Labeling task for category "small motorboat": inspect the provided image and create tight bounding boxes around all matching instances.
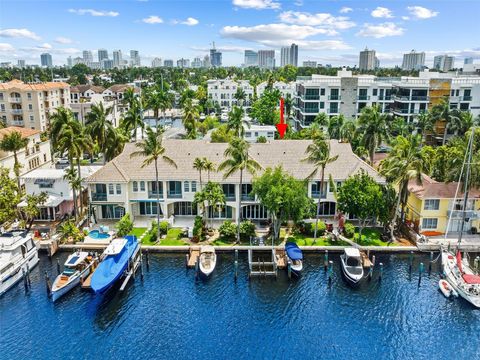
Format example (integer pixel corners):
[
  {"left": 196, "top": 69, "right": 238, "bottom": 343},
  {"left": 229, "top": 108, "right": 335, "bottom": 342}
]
[
  {"left": 285, "top": 242, "right": 303, "bottom": 275},
  {"left": 199, "top": 245, "right": 216, "bottom": 277},
  {"left": 51, "top": 251, "right": 97, "bottom": 302},
  {"left": 439, "top": 279, "right": 458, "bottom": 298},
  {"left": 90, "top": 235, "right": 139, "bottom": 294},
  {"left": 340, "top": 247, "right": 364, "bottom": 286}
]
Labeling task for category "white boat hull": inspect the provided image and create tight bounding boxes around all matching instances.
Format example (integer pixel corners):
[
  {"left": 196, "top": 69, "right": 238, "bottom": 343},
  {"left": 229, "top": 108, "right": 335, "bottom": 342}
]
[
  {"left": 199, "top": 253, "right": 217, "bottom": 277},
  {"left": 0, "top": 249, "right": 39, "bottom": 296},
  {"left": 290, "top": 261, "right": 303, "bottom": 274},
  {"left": 340, "top": 255, "right": 363, "bottom": 286},
  {"left": 51, "top": 261, "right": 95, "bottom": 302}
]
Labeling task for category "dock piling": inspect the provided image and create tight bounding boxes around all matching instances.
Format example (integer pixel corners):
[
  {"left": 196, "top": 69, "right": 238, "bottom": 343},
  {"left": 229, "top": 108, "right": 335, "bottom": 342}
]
[
  {"left": 379, "top": 262, "right": 383, "bottom": 282},
  {"left": 409, "top": 251, "right": 413, "bottom": 274},
  {"left": 146, "top": 250, "right": 150, "bottom": 271},
  {"left": 372, "top": 255, "right": 376, "bottom": 266},
  {"left": 287, "top": 261, "right": 292, "bottom": 279},
  {"left": 140, "top": 253, "right": 144, "bottom": 280},
  {"left": 26, "top": 263, "right": 31, "bottom": 288},
  {"left": 473, "top": 256, "right": 479, "bottom": 274},
  {"left": 428, "top": 251, "right": 433, "bottom": 275},
  {"left": 44, "top": 271, "right": 51, "bottom": 296},
  {"left": 195, "top": 257, "right": 199, "bottom": 282},
  {"left": 328, "top": 260, "right": 333, "bottom": 284},
  {"left": 56, "top": 258, "right": 61, "bottom": 275},
  {"left": 185, "top": 253, "right": 189, "bottom": 269},
  {"left": 22, "top": 268, "right": 28, "bottom": 291},
  {"left": 324, "top": 250, "right": 329, "bottom": 272},
  {"left": 368, "top": 264, "right": 373, "bottom": 281},
  {"left": 418, "top": 262, "right": 425, "bottom": 287}
]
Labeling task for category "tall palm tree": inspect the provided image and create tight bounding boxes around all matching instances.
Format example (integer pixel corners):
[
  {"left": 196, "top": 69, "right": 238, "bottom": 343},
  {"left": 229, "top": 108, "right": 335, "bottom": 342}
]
[
  {"left": 121, "top": 102, "right": 144, "bottom": 142},
  {"left": 234, "top": 87, "right": 246, "bottom": 107},
  {"left": 284, "top": 93, "right": 293, "bottom": 119},
  {"left": 227, "top": 105, "right": 249, "bottom": 138},
  {"left": 218, "top": 137, "right": 262, "bottom": 243},
  {"left": 63, "top": 167, "right": 82, "bottom": 218},
  {"left": 302, "top": 138, "right": 339, "bottom": 242},
  {"left": 182, "top": 98, "right": 198, "bottom": 139},
  {"left": 356, "top": 105, "right": 390, "bottom": 165},
  {"left": 431, "top": 98, "right": 461, "bottom": 145},
  {"left": 49, "top": 107, "right": 73, "bottom": 151},
  {"left": 131, "top": 127, "right": 177, "bottom": 240},
  {"left": 204, "top": 158, "right": 216, "bottom": 181},
  {"left": 144, "top": 86, "right": 174, "bottom": 129},
  {"left": 0, "top": 130, "right": 28, "bottom": 189},
  {"left": 339, "top": 118, "right": 356, "bottom": 143},
  {"left": 85, "top": 102, "right": 113, "bottom": 164},
  {"left": 193, "top": 157, "right": 206, "bottom": 189},
  {"left": 415, "top": 111, "right": 434, "bottom": 143},
  {"left": 327, "top": 114, "right": 345, "bottom": 139},
  {"left": 104, "top": 127, "right": 128, "bottom": 162},
  {"left": 380, "top": 134, "right": 428, "bottom": 240}
]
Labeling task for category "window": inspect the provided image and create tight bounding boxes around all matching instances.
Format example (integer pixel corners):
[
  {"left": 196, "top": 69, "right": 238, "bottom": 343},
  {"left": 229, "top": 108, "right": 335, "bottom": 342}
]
[
  {"left": 319, "top": 102, "right": 325, "bottom": 109},
  {"left": 373, "top": 89, "right": 378, "bottom": 96},
  {"left": 28, "top": 104, "right": 33, "bottom": 110},
  {"left": 424, "top": 199, "right": 440, "bottom": 210},
  {"left": 139, "top": 202, "right": 161, "bottom": 215},
  {"left": 320, "top": 88, "right": 325, "bottom": 96},
  {"left": 0, "top": 93, "right": 3, "bottom": 100},
  {"left": 140, "top": 181, "right": 145, "bottom": 192},
  {"left": 116, "top": 184, "right": 121, "bottom": 194},
  {"left": 133, "top": 181, "right": 138, "bottom": 192},
  {"left": 191, "top": 181, "right": 197, "bottom": 192},
  {"left": 184, "top": 181, "right": 190, "bottom": 192},
  {"left": 27, "top": 93, "right": 32, "bottom": 100},
  {"left": 223, "top": 184, "right": 235, "bottom": 200},
  {"left": 422, "top": 218, "right": 438, "bottom": 229},
  {"left": 30, "top": 115, "right": 34, "bottom": 122},
  {"left": 108, "top": 184, "right": 114, "bottom": 195},
  {"left": 0, "top": 104, "right": 5, "bottom": 111},
  {"left": 174, "top": 202, "right": 197, "bottom": 216},
  {"left": 245, "top": 132, "right": 251, "bottom": 138},
  {"left": 43, "top": 154, "right": 47, "bottom": 162},
  {"left": 254, "top": 132, "right": 259, "bottom": 137}
]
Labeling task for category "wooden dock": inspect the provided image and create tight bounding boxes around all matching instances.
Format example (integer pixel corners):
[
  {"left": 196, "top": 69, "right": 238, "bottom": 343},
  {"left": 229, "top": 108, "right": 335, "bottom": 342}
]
[
  {"left": 361, "top": 251, "right": 373, "bottom": 268},
  {"left": 81, "top": 272, "right": 93, "bottom": 289},
  {"left": 187, "top": 246, "right": 200, "bottom": 268},
  {"left": 275, "top": 249, "right": 287, "bottom": 269}
]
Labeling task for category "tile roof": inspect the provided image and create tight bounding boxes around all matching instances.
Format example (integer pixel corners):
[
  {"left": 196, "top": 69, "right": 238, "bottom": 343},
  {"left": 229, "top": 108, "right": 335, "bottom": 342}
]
[
  {"left": 408, "top": 174, "right": 480, "bottom": 199},
  {"left": 0, "top": 126, "right": 40, "bottom": 140},
  {"left": 107, "top": 84, "right": 139, "bottom": 93},
  {"left": 70, "top": 85, "right": 105, "bottom": 94},
  {"left": 85, "top": 139, "right": 384, "bottom": 184},
  {"left": 0, "top": 79, "right": 69, "bottom": 91}
]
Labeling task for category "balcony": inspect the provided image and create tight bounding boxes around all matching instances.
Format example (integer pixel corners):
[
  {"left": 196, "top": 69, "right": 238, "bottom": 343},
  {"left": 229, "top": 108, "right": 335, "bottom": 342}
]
[
  {"left": 411, "top": 96, "right": 429, "bottom": 101},
  {"left": 167, "top": 192, "right": 182, "bottom": 199},
  {"left": 241, "top": 194, "right": 254, "bottom": 201},
  {"left": 378, "top": 95, "right": 392, "bottom": 101},
  {"left": 11, "top": 121, "right": 25, "bottom": 126},
  {"left": 447, "top": 210, "right": 479, "bottom": 219},
  {"left": 300, "top": 107, "right": 319, "bottom": 114},
  {"left": 92, "top": 193, "right": 107, "bottom": 201},
  {"left": 9, "top": 97, "right": 22, "bottom": 103},
  {"left": 148, "top": 192, "right": 163, "bottom": 199},
  {"left": 11, "top": 109, "right": 23, "bottom": 115},
  {"left": 328, "top": 95, "right": 341, "bottom": 101},
  {"left": 462, "top": 96, "right": 472, "bottom": 101},
  {"left": 357, "top": 95, "right": 370, "bottom": 101},
  {"left": 392, "top": 108, "right": 410, "bottom": 114},
  {"left": 327, "top": 109, "right": 339, "bottom": 114},
  {"left": 302, "top": 94, "right": 320, "bottom": 100}
]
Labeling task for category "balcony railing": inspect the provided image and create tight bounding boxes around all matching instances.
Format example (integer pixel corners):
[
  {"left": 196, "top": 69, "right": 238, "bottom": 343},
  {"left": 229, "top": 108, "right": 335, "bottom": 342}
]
[
  {"left": 378, "top": 95, "right": 392, "bottom": 101},
  {"left": 301, "top": 108, "right": 319, "bottom": 113},
  {"left": 328, "top": 95, "right": 341, "bottom": 100},
  {"left": 311, "top": 191, "right": 327, "bottom": 199},
  {"left": 447, "top": 210, "right": 479, "bottom": 219},
  {"left": 148, "top": 192, "right": 163, "bottom": 199},
  {"left": 241, "top": 194, "right": 254, "bottom": 201},
  {"left": 225, "top": 195, "right": 236, "bottom": 201},
  {"left": 11, "top": 121, "right": 25, "bottom": 126},
  {"left": 302, "top": 94, "right": 320, "bottom": 100},
  {"left": 357, "top": 95, "right": 370, "bottom": 101},
  {"left": 92, "top": 193, "right": 107, "bottom": 201},
  {"left": 392, "top": 108, "right": 410, "bottom": 114},
  {"left": 393, "top": 95, "right": 429, "bottom": 101},
  {"left": 11, "top": 109, "right": 23, "bottom": 115},
  {"left": 327, "top": 109, "right": 339, "bottom": 114},
  {"left": 462, "top": 96, "right": 472, "bottom": 101},
  {"left": 9, "top": 97, "right": 22, "bottom": 103},
  {"left": 167, "top": 192, "right": 182, "bottom": 199},
  {"left": 411, "top": 96, "right": 429, "bottom": 101}
]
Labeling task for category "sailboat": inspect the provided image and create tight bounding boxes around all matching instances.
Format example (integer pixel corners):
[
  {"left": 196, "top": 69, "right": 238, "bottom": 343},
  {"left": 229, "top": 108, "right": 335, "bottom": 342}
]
[{"left": 441, "top": 126, "right": 480, "bottom": 308}]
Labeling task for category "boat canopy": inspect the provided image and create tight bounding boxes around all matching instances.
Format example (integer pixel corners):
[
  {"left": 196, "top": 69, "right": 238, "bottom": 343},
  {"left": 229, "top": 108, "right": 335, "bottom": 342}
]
[
  {"left": 285, "top": 242, "right": 303, "bottom": 260},
  {"left": 65, "top": 252, "right": 88, "bottom": 267},
  {"left": 345, "top": 247, "right": 361, "bottom": 258}
]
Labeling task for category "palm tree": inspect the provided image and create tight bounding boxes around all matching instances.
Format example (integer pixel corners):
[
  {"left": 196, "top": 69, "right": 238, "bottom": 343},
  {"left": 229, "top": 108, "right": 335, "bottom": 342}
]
[
  {"left": 0, "top": 130, "right": 28, "bottom": 189},
  {"left": 204, "top": 158, "right": 216, "bottom": 181},
  {"left": 314, "top": 112, "right": 328, "bottom": 127},
  {"left": 85, "top": 102, "right": 113, "bottom": 164},
  {"left": 218, "top": 138, "right": 262, "bottom": 243},
  {"left": 227, "top": 105, "right": 249, "bottom": 138},
  {"left": 431, "top": 98, "right": 462, "bottom": 145},
  {"left": 104, "top": 127, "right": 128, "bottom": 162},
  {"left": 144, "top": 86, "right": 174, "bottom": 129},
  {"left": 302, "top": 138, "right": 339, "bottom": 242},
  {"left": 339, "top": 118, "right": 356, "bottom": 143},
  {"left": 284, "top": 93, "right": 293, "bottom": 119},
  {"left": 415, "top": 111, "right": 434, "bottom": 143},
  {"left": 121, "top": 102, "right": 144, "bottom": 141},
  {"left": 356, "top": 105, "right": 390, "bottom": 165},
  {"left": 234, "top": 87, "right": 246, "bottom": 107},
  {"left": 49, "top": 107, "right": 73, "bottom": 151},
  {"left": 327, "top": 114, "right": 345, "bottom": 139},
  {"left": 63, "top": 167, "right": 81, "bottom": 218},
  {"left": 131, "top": 127, "right": 177, "bottom": 240},
  {"left": 182, "top": 98, "right": 198, "bottom": 139},
  {"left": 194, "top": 181, "right": 226, "bottom": 228},
  {"left": 380, "top": 134, "right": 428, "bottom": 240},
  {"left": 193, "top": 157, "right": 206, "bottom": 189}
]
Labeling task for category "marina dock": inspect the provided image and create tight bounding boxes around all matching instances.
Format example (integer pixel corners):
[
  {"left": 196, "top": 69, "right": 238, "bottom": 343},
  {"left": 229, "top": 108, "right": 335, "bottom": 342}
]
[{"left": 186, "top": 246, "right": 200, "bottom": 268}]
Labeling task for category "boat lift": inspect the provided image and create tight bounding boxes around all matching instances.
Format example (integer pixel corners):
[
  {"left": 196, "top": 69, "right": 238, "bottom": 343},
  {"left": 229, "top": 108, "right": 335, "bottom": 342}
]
[
  {"left": 248, "top": 236, "right": 280, "bottom": 278},
  {"left": 119, "top": 243, "right": 142, "bottom": 291}
]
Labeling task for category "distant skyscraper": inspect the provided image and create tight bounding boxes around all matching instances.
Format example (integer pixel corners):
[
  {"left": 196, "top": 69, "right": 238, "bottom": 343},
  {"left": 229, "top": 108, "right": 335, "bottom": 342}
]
[
  {"left": 83, "top": 50, "right": 93, "bottom": 64},
  {"left": 210, "top": 42, "right": 222, "bottom": 67},
  {"left": 464, "top": 57, "right": 473, "bottom": 65},
  {"left": 102, "top": 59, "right": 114, "bottom": 70},
  {"left": 203, "top": 55, "right": 210, "bottom": 68},
  {"left": 375, "top": 57, "right": 380, "bottom": 69},
  {"left": 40, "top": 53, "right": 53, "bottom": 67},
  {"left": 17, "top": 59, "right": 25, "bottom": 68},
  {"left": 192, "top": 57, "right": 203, "bottom": 68},
  {"left": 433, "top": 55, "right": 455, "bottom": 72},
  {"left": 113, "top": 50, "right": 122, "bottom": 68},
  {"left": 98, "top": 49, "right": 108, "bottom": 62},
  {"left": 73, "top": 57, "right": 84, "bottom": 66},
  {"left": 163, "top": 59, "right": 174, "bottom": 67},
  {"left": 151, "top": 57, "right": 162, "bottom": 68},
  {"left": 67, "top": 56, "right": 73, "bottom": 68},
  {"left": 402, "top": 50, "right": 425, "bottom": 71},
  {"left": 177, "top": 58, "right": 190, "bottom": 68},
  {"left": 130, "top": 50, "right": 141, "bottom": 67},
  {"left": 302, "top": 61, "right": 317, "bottom": 67},
  {"left": 359, "top": 47, "right": 376, "bottom": 71},
  {"left": 244, "top": 50, "right": 258, "bottom": 67},
  {"left": 290, "top": 43, "right": 298, "bottom": 67},
  {"left": 258, "top": 50, "right": 275, "bottom": 69},
  {"left": 280, "top": 44, "right": 298, "bottom": 67}
]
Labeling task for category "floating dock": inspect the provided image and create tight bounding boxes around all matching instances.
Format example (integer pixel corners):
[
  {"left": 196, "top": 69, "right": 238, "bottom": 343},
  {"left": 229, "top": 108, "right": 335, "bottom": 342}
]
[
  {"left": 187, "top": 246, "right": 200, "bottom": 268},
  {"left": 274, "top": 249, "right": 287, "bottom": 270}
]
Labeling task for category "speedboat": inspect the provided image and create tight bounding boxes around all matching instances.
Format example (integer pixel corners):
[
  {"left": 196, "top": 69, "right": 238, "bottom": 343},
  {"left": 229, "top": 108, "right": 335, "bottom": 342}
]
[
  {"left": 51, "top": 251, "right": 97, "bottom": 302},
  {"left": 340, "top": 247, "right": 364, "bottom": 286},
  {"left": 438, "top": 279, "right": 458, "bottom": 299},
  {"left": 285, "top": 242, "right": 303, "bottom": 275},
  {"left": 90, "top": 235, "right": 139, "bottom": 294},
  {"left": 442, "top": 250, "right": 480, "bottom": 308},
  {"left": 0, "top": 231, "right": 39, "bottom": 296},
  {"left": 199, "top": 245, "right": 216, "bottom": 277}
]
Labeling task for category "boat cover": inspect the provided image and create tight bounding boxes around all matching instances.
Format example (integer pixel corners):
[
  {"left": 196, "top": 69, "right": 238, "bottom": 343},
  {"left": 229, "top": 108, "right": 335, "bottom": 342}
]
[
  {"left": 463, "top": 274, "right": 480, "bottom": 284},
  {"left": 90, "top": 235, "right": 138, "bottom": 294},
  {"left": 456, "top": 251, "right": 463, "bottom": 273},
  {"left": 285, "top": 242, "right": 303, "bottom": 260}
]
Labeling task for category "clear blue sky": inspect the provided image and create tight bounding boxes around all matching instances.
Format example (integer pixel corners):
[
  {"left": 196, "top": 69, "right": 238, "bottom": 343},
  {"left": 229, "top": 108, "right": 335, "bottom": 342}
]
[{"left": 0, "top": 0, "right": 478, "bottom": 67}]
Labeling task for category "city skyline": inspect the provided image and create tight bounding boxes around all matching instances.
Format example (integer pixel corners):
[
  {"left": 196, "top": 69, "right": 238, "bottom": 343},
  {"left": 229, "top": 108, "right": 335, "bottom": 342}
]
[{"left": 0, "top": 0, "right": 479, "bottom": 67}]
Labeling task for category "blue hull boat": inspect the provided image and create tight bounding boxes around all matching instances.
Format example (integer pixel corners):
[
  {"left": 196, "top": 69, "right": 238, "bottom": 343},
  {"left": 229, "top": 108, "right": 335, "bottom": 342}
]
[
  {"left": 90, "top": 235, "right": 139, "bottom": 294},
  {"left": 285, "top": 242, "right": 303, "bottom": 275}
]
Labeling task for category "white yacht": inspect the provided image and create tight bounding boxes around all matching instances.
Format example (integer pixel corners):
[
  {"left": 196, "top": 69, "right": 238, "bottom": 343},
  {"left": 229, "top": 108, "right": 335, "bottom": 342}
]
[
  {"left": 340, "top": 247, "right": 364, "bottom": 286},
  {"left": 199, "top": 245, "right": 216, "bottom": 277},
  {"left": 0, "top": 231, "right": 39, "bottom": 296}
]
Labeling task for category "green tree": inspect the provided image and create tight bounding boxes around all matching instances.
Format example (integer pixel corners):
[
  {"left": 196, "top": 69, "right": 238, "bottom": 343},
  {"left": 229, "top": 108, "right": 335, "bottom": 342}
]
[
  {"left": 252, "top": 166, "right": 310, "bottom": 240},
  {"left": 116, "top": 213, "right": 134, "bottom": 237},
  {"left": 211, "top": 124, "right": 235, "bottom": 143},
  {"left": 193, "top": 181, "right": 226, "bottom": 228},
  {"left": 415, "top": 111, "right": 434, "bottom": 143},
  {"left": 121, "top": 101, "right": 144, "bottom": 141},
  {"left": 250, "top": 88, "right": 281, "bottom": 125},
  {"left": 431, "top": 98, "right": 462, "bottom": 145},
  {"left": 0, "top": 167, "right": 21, "bottom": 224},
  {"left": 356, "top": 105, "right": 390, "bottom": 165},
  {"left": 182, "top": 98, "right": 198, "bottom": 139},
  {"left": 193, "top": 157, "right": 206, "bottom": 189},
  {"left": 85, "top": 102, "right": 113, "bottom": 164},
  {"left": 0, "top": 130, "right": 28, "bottom": 189},
  {"left": 204, "top": 158, "right": 216, "bottom": 181},
  {"left": 130, "top": 127, "right": 177, "bottom": 239},
  {"left": 302, "top": 137, "right": 338, "bottom": 241},
  {"left": 339, "top": 118, "right": 356, "bottom": 143},
  {"left": 104, "top": 127, "right": 128, "bottom": 161},
  {"left": 218, "top": 137, "right": 262, "bottom": 242},
  {"left": 327, "top": 114, "right": 345, "bottom": 139},
  {"left": 20, "top": 192, "right": 48, "bottom": 231},
  {"left": 144, "top": 85, "right": 174, "bottom": 128},
  {"left": 233, "top": 87, "right": 246, "bottom": 107},
  {"left": 227, "top": 105, "right": 249, "bottom": 138}
]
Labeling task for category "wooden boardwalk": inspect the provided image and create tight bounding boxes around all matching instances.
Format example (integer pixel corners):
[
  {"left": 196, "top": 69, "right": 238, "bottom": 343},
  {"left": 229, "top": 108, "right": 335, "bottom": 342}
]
[
  {"left": 275, "top": 249, "right": 287, "bottom": 269},
  {"left": 187, "top": 246, "right": 200, "bottom": 268}
]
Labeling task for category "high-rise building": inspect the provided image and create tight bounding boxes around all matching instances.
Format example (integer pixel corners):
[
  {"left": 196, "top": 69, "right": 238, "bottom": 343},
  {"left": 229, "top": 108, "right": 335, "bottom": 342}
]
[
  {"left": 402, "top": 50, "right": 425, "bottom": 71},
  {"left": 464, "top": 57, "right": 474, "bottom": 65},
  {"left": 67, "top": 56, "right": 73, "bottom": 68},
  {"left": 177, "top": 58, "right": 190, "bottom": 68},
  {"left": 73, "top": 57, "right": 84, "bottom": 66},
  {"left": 17, "top": 60, "right": 25, "bottom": 68},
  {"left": 280, "top": 44, "right": 298, "bottom": 67},
  {"left": 102, "top": 59, "right": 114, "bottom": 70},
  {"left": 359, "top": 47, "right": 376, "bottom": 71},
  {"left": 258, "top": 50, "right": 275, "bottom": 69},
  {"left": 113, "top": 50, "right": 122, "bottom": 68},
  {"left": 82, "top": 50, "right": 93, "bottom": 65},
  {"left": 244, "top": 50, "right": 258, "bottom": 67},
  {"left": 192, "top": 57, "right": 203, "bottom": 68},
  {"left": 98, "top": 49, "right": 108, "bottom": 62},
  {"left": 163, "top": 59, "right": 174, "bottom": 67},
  {"left": 203, "top": 55, "right": 210, "bottom": 68},
  {"left": 130, "top": 50, "right": 141, "bottom": 67},
  {"left": 151, "top": 57, "right": 162, "bottom": 68},
  {"left": 302, "top": 61, "right": 317, "bottom": 68},
  {"left": 433, "top": 55, "right": 455, "bottom": 72},
  {"left": 40, "top": 53, "right": 53, "bottom": 67},
  {"left": 375, "top": 57, "right": 380, "bottom": 69},
  {"left": 210, "top": 42, "right": 222, "bottom": 67}
]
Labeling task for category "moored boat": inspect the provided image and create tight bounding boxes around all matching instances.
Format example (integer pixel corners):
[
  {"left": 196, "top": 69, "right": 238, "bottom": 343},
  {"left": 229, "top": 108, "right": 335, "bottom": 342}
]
[
  {"left": 199, "top": 245, "right": 216, "bottom": 277},
  {"left": 90, "top": 235, "right": 139, "bottom": 294},
  {"left": 51, "top": 251, "right": 97, "bottom": 302},
  {"left": 340, "top": 247, "right": 364, "bottom": 286},
  {"left": 438, "top": 279, "right": 458, "bottom": 298},
  {"left": 285, "top": 242, "right": 303, "bottom": 275}
]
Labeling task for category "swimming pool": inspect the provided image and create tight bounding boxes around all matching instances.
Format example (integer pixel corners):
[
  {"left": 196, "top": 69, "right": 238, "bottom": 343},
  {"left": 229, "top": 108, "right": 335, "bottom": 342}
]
[
  {"left": 83, "top": 230, "right": 113, "bottom": 244},
  {"left": 87, "top": 230, "right": 111, "bottom": 239}
]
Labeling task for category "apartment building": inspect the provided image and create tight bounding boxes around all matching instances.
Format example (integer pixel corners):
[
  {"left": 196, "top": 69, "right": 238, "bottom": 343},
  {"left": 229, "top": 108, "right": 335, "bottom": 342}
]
[
  {"left": 0, "top": 79, "right": 70, "bottom": 131},
  {"left": 402, "top": 50, "right": 425, "bottom": 71},
  {"left": 85, "top": 140, "right": 383, "bottom": 225},
  {"left": 258, "top": 50, "right": 275, "bottom": 69},
  {"left": 256, "top": 81, "right": 295, "bottom": 100},
  {"left": 359, "top": 48, "right": 376, "bottom": 71},
  {"left": 207, "top": 79, "right": 254, "bottom": 110},
  {"left": 0, "top": 126, "right": 53, "bottom": 184}
]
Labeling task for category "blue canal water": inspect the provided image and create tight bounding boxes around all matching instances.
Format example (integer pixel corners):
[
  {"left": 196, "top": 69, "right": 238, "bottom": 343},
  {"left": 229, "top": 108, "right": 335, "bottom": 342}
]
[{"left": 1, "top": 252, "right": 479, "bottom": 360}]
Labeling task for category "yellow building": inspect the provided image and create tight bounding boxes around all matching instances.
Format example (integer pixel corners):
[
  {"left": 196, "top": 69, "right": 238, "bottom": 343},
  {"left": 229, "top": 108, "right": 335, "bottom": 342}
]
[{"left": 405, "top": 174, "right": 480, "bottom": 236}]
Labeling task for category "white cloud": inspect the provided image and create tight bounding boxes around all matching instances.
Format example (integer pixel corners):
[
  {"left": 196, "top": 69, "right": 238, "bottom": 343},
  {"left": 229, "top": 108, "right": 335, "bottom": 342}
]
[
  {"left": 173, "top": 17, "right": 199, "bottom": 26},
  {"left": 371, "top": 7, "right": 393, "bottom": 18},
  {"left": 294, "top": 0, "right": 303, "bottom": 6},
  {"left": 0, "top": 43, "right": 15, "bottom": 52},
  {"left": 0, "top": 28, "right": 41, "bottom": 40},
  {"left": 407, "top": 6, "right": 438, "bottom": 19},
  {"left": 402, "top": 16, "right": 410, "bottom": 20},
  {"left": 340, "top": 7, "right": 353, "bottom": 14},
  {"left": 294, "top": 40, "right": 351, "bottom": 50},
  {"left": 278, "top": 11, "right": 355, "bottom": 30},
  {"left": 55, "top": 36, "right": 73, "bottom": 44},
  {"left": 68, "top": 9, "right": 119, "bottom": 17},
  {"left": 357, "top": 22, "right": 404, "bottom": 38},
  {"left": 142, "top": 15, "right": 163, "bottom": 24},
  {"left": 232, "top": 0, "right": 280, "bottom": 10}
]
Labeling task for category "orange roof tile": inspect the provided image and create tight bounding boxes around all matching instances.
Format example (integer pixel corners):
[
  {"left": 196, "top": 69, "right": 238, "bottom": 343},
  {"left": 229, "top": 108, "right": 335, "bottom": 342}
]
[
  {"left": 0, "top": 79, "right": 69, "bottom": 91},
  {"left": 408, "top": 174, "right": 480, "bottom": 199},
  {"left": 0, "top": 126, "right": 41, "bottom": 140}
]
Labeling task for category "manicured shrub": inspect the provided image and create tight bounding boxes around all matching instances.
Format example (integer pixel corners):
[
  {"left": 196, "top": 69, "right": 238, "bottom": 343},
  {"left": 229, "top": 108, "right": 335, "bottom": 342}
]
[
  {"left": 344, "top": 222, "right": 355, "bottom": 238},
  {"left": 256, "top": 136, "right": 267, "bottom": 143},
  {"left": 116, "top": 213, "right": 133, "bottom": 237},
  {"left": 239, "top": 220, "right": 255, "bottom": 240},
  {"left": 302, "top": 221, "right": 326, "bottom": 236},
  {"left": 316, "top": 221, "right": 326, "bottom": 236},
  {"left": 193, "top": 215, "right": 205, "bottom": 241},
  {"left": 159, "top": 221, "right": 169, "bottom": 236},
  {"left": 219, "top": 220, "right": 237, "bottom": 239}
]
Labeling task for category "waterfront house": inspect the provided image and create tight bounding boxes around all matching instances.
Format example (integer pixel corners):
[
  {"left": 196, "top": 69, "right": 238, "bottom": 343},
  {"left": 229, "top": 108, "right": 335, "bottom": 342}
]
[
  {"left": 405, "top": 174, "right": 480, "bottom": 236},
  {"left": 84, "top": 140, "right": 383, "bottom": 226}
]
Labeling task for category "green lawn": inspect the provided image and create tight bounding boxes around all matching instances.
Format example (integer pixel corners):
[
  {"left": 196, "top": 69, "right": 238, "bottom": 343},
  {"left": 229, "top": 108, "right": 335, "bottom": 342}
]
[
  {"left": 287, "top": 234, "right": 349, "bottom": 246},
  {"left": 129, "top": 227, "right": 147, "bottom": 239},
  {"left": 159, "top": 228, "right": 189, "bottom": 246},
  {"left": 211, "top": 237, "right": 251, "bottom": 246},
  {"left": 351, "top": 228, "right": 396, "bottom": 246}
]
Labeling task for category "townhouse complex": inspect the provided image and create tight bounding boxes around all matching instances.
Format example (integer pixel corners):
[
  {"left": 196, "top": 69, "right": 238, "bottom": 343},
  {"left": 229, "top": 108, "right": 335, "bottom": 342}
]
[{"left": 207, "top": 79, "right": 254, "bottom": 110}]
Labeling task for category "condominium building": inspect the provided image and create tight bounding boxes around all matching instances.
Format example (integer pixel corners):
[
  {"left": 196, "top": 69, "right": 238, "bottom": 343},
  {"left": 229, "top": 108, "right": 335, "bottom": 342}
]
[
  {"left": 433, "top": 55, "right": 455, "bottom": 72},
  {"left": 0, "top": 79, "right": 70, "bottom": 131},
  {"left": 280, "top": 44, "right": 298, "bottom": 67},
  {"left": 113, "top": 50, "right": 123, "bottom": 68},
  {"left": 464, "top": 57, "right": 474, "bottom": 65},
  {"left": 101, "top": 59, "right": 114, "bottom": 70},
  {"left": 85, "top": 140, "right": 383, "bottom": 224},
  {"left": 163, "top": 59, "right": 174, "bottom": 68},
  {"left": 98, "top": 49, "right": 109, "bottom": 62},
  {"left": 151, "top": 57, "right": 162, "bottom": 68},
  {"left": 359, "top": 47, "right": 376, "bottom": 71},
  {"left": 402, "top": 50, "right": 425, "bottom": 71},
  {"left": 210, "top": 43, "right": 222, "bottom": 67},
  {"left": 302, "top": 61, "right": 317, "bottom": 68},
  {"left": 82, "top": 50, "right": 93, "bottom": 65},
  {"left": 258, "top": 50, "right": 275, "bottom": 69},
  {"left": 207, "top": 79, "right": 254, "bottom": 110},
  {"left": 256, "top": 81, "right": 295, "bottom": 99},
  {"left": 192, "top": 57, "right": 203, "bottom": 68},
  {"left": 40, "top": 53, "right": 52, "bottom": 68},
  {"left": 17, "top": 60, "right": 25, "bottom": 68},
  {"left": 244, "top": 50, "right": 258, "bottom": 67},
  {"left": 177, "top": 58, "right": 190, "bottom": 68},
  {"left": 130, "top": 50, "right": 141, "bottom": 67},
  {"left": 0, "top": 126, "right": 53, "bottom": 184}
]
